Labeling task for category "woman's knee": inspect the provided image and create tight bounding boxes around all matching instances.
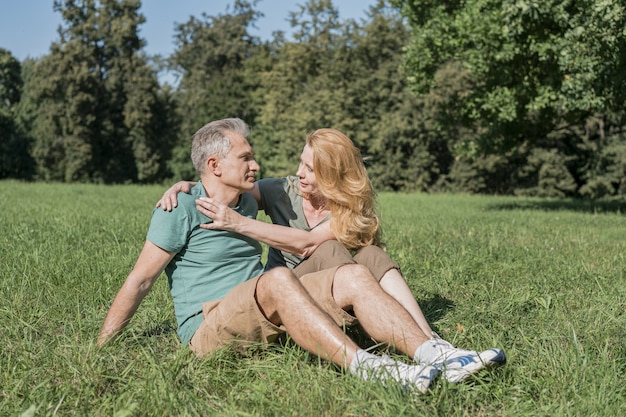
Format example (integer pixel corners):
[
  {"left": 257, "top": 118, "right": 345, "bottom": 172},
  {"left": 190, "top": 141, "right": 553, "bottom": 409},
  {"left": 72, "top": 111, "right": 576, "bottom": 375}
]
[
  {"left": 316, "top": 240, "right": 353, "bottom": 258},
  {"left": 302, "top": 241, "right": 355, "bottom": 272},
  {"left": 354, "top": 245, "right": 398, "bottom": 281},
  {"left": 354, "top": 245, "right": 386, "bottom": 262}
]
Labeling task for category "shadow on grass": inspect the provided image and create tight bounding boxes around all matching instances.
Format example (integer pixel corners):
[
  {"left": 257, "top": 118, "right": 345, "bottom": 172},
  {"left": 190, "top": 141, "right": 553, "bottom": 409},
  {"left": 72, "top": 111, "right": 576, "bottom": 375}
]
[
  {"left": 486, "top": 198, "right": 626, "bottom": 214},
  {"left": 343, "top": 294, "right": 456, "bottom": 350},
  {"left": 419, "top": 294, "right": 456, "bottom": 333},
  {"left": 142, "top": 322, "right": 176, "bottom": 337}
]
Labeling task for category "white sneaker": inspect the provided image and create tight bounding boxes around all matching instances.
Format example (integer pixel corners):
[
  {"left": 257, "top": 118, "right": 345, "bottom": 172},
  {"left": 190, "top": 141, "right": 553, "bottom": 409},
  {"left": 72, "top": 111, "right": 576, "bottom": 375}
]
[
  {"left": 366, "top": 355, "right": 440, "bottom": 394},
  {"left": 434, "top": 348, "right": 506, "bottom": 383}
]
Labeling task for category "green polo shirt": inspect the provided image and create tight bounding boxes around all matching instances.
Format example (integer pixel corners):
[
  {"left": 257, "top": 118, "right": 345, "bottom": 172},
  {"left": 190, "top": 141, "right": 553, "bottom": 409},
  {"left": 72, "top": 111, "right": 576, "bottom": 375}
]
[{"left": 147, "top": 182, "right": 264, "bottom": 344}]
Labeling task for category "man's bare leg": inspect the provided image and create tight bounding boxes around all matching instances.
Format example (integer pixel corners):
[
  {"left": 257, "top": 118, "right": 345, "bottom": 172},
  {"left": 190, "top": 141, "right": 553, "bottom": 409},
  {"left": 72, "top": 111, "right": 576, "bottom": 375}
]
[
  {"left": 333, "top": 265, "right": 506, "bottom": 382},
  {"left": 255, "top": 267, "right": 357, "bottom": 367},
  {"left": 331, "top": 264, "right": 430, "bottom": 357},
  {"left": 254, "top": 267, "right": 439, "bottom": 392}
]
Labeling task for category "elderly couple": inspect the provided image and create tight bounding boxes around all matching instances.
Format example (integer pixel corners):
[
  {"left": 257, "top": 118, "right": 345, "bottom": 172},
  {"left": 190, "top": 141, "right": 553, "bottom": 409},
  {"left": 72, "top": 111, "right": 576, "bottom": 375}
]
[{"left": 98, "top": 118, "right": 505, "bottom": 394}]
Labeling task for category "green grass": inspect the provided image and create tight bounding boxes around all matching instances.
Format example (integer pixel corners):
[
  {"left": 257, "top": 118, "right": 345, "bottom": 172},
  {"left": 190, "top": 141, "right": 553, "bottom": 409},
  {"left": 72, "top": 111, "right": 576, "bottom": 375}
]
[{"left": 1, "top": 181, "right": 624, "bottom": 416}]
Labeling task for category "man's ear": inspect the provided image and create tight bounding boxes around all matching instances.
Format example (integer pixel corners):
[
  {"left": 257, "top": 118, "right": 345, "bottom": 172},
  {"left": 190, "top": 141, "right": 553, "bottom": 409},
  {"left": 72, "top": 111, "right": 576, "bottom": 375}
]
[{"left": 207, "top": 156, "right": 221, "bottom": 176}]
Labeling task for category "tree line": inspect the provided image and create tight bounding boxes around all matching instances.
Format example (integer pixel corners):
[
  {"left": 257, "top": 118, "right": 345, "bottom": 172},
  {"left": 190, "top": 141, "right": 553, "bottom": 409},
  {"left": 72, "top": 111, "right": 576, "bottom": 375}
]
[{"left": 1, "top": 0, "right": 624, "bottom": 198}]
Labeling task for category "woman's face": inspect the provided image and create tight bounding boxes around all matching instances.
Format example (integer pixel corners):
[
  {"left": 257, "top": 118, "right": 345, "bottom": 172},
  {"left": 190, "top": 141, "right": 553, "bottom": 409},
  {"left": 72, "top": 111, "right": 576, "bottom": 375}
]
[{"left": 296, "top": 144, "right": 319, "bottom": 196}]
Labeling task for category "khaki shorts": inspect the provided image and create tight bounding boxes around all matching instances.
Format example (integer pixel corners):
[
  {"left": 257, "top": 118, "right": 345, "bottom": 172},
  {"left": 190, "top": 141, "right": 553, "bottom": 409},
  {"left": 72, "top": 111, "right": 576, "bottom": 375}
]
[
  {"left": 293, "top": 240, "right": 400, "bottom": 281},
  {"left": 189, "top": 266, "right": 355, "bottom": 358}
]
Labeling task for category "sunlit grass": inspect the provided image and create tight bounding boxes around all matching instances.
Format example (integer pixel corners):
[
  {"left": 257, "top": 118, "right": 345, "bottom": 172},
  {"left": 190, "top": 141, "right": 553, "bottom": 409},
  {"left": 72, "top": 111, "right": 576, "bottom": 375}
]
[{"left": 1, "top": 181, "right": 625, "bottom": 416}]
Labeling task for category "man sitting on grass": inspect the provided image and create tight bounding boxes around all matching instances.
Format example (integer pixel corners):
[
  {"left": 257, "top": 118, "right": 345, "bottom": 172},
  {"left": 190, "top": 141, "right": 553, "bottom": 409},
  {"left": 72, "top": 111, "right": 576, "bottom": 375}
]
[{"left": 97, "top": 118, "right": 504, "bottom": 394}]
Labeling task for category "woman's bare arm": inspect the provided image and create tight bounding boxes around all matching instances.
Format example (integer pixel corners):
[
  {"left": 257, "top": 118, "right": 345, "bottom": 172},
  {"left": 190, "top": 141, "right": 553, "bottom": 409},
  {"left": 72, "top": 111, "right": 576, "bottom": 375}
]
[
  {"left": 196, "top": 197, "right": 333, "bottom": 257},
  {"left": 156, "top": 181, "right": 264, "bottom": 211},
  {"left": 155, "top": 181, "right": 197, "bottom": 211}
]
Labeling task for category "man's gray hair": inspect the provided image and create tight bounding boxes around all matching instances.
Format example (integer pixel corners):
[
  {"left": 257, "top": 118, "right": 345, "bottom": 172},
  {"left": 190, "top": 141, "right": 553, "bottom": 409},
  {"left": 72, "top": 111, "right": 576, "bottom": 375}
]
[{"left": 191, "top": 118, "right": 250, "bottom": 174}]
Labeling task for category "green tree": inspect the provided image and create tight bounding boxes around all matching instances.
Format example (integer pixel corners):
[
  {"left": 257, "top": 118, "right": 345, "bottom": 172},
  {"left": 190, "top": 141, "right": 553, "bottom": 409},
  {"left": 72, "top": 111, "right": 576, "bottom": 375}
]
[
  {"left": 168, "top": 0, "right": 263, "bottom": 180},
  {"left": 27, "top": 0, "right": 173, "bottom": 183},
  {"left": 0, "top": 49, "right": 22, "bottom": 109},
  {"left": 96, "top": 0, "right": 176, "bottom": 182},
  {"left": 0, "top": 48, "right": 33, "bottom": 179},
  {"left": 392, "top": 0, "right": 626, "bottom": 196},
  {"left": 29, "top": 15, "right": 102, "bottom": 182},
  {"left": 255, "top": 0, "right": 434, "bottom": 192},
  {"left": 255, "top": 0, "right": 358, "bottom": 178},
  {"left": 342, "top": 1, "right": 441, "bottom": 191},
  {"left": 576, "top": 115, "right": 626, "bottom": 198}
]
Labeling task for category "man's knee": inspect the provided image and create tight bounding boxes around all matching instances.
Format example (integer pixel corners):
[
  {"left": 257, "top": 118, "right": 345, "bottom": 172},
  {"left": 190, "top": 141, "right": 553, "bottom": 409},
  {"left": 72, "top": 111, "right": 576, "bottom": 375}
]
[
  {"left": 255, "top": 267, "right": 298, "bottom": 324},
  {"left": 257, "top": 267, "right": 295, "bottom": 294},
  {"left": 265, "top": 266, "right": 294, "bottom": 279},
  {"left": 257, "top": 266, "right": 305, "bottom": 303},
  {"left": 331, "top": 264, "right": 377, "bottom": 307},
  {"left": 335, "top": 263, "right": 376, "bottom": 287}
]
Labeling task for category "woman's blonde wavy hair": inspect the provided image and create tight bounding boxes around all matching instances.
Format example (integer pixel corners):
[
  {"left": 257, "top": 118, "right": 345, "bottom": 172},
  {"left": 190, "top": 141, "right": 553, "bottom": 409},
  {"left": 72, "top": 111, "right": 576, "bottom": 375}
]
[{"left": 305, "top": 128, "right": 382, "bottom": 250}]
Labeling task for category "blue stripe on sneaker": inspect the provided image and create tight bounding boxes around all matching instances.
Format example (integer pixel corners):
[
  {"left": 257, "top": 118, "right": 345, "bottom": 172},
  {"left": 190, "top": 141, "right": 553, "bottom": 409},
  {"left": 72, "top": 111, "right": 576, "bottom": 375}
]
[
  {"left": 418, "top": 367, "right": 440, "bottom": 381},
  {"left": 428, "top": 367, "right": 441, "bottom": 380},
  {"left": 434, "top": 354, "right": 477, "bottom": 370},
  {"left": 447, "top": 355, "right": 477, "bottom": 367}
]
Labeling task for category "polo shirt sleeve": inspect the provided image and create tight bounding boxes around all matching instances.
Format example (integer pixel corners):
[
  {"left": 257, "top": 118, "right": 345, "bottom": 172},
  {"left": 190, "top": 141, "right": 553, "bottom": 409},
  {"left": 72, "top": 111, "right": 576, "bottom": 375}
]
[{"left": 146, "top": 204, "right": 192, "bottom": 253}]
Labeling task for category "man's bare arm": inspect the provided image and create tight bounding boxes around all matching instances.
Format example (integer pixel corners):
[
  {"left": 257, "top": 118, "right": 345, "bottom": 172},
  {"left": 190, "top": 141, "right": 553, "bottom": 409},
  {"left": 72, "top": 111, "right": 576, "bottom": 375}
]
[{"left": 98, "top": 241, "right": 175, "bottom": 346}]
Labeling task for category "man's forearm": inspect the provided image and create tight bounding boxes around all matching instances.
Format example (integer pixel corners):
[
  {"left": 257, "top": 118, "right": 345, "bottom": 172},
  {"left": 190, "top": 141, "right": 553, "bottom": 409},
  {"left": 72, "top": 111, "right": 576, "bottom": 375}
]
[
  {"left": 98, "top": 241, "right": 174, "bottom": 346},
  {"left": 97, "top": 285, "right": 147, "bottom": 346}
]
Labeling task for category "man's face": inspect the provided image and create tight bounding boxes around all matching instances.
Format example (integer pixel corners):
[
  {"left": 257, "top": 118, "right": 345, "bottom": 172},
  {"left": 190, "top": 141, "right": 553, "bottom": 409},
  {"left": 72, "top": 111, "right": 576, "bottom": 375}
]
[
  {"left": 218, "top": 132, "right": 259, "bottom": 191},
  {"left": 295, "top": 144, "right": 319, "bottom": 195}
]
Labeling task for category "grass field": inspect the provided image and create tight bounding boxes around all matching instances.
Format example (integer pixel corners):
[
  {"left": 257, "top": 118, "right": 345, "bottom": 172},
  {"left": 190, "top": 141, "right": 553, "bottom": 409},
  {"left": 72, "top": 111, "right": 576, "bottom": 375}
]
[{"left": 1, "top": 181, "right": 624, "bottom": 416}]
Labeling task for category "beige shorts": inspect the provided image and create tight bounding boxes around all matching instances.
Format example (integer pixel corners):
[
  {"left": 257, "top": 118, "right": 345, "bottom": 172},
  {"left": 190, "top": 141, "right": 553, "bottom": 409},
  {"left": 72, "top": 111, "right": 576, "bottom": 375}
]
[
  {"left": 189, "top": 265, "right": 355, "bottom": 357},
  {"left": 293, "top": 240, "right": 400, "bottom": 281}
]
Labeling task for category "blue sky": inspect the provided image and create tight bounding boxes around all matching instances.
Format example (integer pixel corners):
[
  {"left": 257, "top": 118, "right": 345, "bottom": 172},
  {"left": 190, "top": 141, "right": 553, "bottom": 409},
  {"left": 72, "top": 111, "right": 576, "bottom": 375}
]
[{"left": 0, "top": 0, "right": 379, "bottom": 61}]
